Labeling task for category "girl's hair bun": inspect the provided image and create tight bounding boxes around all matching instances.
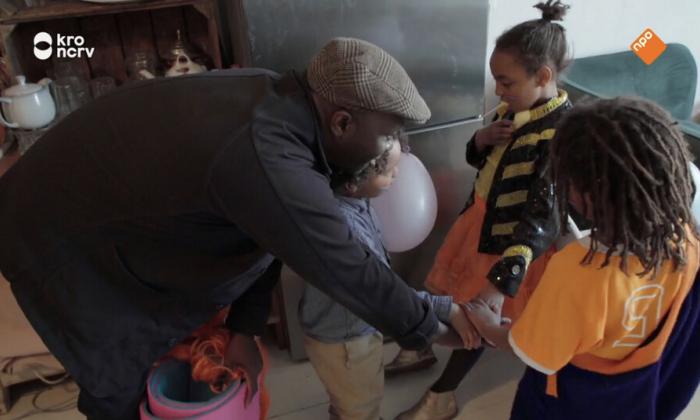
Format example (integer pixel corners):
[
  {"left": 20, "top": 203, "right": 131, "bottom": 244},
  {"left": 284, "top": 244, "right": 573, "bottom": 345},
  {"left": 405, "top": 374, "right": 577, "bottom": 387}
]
[{"left": 535, "top": 0, "right": 569, "bottom": 21}]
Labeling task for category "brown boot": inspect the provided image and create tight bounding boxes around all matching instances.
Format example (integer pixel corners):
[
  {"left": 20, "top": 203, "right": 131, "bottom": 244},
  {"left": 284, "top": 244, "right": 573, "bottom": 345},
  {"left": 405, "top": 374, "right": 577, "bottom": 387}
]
[
  {"left": 384, "top": 347, "right": 437, "bottom": 377},
  {"left": 394, "top": 390, "right": 458, "bottom": 420}
]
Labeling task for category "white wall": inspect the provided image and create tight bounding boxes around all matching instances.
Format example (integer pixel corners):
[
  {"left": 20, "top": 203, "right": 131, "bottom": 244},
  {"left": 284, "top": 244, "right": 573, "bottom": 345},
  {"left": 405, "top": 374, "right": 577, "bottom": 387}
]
[{"left": 484, "top": 0, "right": 700, "bottom": 118}]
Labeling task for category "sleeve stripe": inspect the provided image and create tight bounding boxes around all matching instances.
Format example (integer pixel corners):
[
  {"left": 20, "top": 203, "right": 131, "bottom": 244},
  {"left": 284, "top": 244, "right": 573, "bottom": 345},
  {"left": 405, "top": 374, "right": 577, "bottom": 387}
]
[{"left": 508, "top": 331, "right": 556, "bottom": 375}]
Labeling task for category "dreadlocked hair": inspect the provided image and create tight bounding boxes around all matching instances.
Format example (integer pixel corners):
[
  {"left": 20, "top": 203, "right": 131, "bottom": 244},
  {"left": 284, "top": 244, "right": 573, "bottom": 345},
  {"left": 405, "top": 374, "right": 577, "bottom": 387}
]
[
  {"left": 551, "top": 97, "right": 696, "bottom": 276},
  {"left": 331, "top": 131, "right": 410, "bottom": 191}
]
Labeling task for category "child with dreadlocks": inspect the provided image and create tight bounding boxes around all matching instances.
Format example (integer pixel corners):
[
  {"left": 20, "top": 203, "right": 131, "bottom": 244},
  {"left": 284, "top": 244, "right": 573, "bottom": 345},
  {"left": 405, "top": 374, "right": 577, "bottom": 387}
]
[
  {"left": 466, "top": 97, "right": 700, "bottom": 420},
  {"left": 393, "top": 2, "right": 573, "bottom": 418},
  {"left": 299, "top": 135, "right": 471, "bottom": 420}
]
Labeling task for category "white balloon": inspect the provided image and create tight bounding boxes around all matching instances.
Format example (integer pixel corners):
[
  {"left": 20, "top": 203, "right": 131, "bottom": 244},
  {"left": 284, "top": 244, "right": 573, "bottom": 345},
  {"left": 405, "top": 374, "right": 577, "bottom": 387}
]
[{"left": 371, "top": 153, "right": 438, "bottom": 252}]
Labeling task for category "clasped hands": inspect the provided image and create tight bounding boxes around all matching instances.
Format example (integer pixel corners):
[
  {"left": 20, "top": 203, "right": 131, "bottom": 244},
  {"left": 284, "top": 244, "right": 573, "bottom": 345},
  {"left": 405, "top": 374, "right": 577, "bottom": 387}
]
[{"left": 433, "top": 281, "right": 507, "bottom": 349}]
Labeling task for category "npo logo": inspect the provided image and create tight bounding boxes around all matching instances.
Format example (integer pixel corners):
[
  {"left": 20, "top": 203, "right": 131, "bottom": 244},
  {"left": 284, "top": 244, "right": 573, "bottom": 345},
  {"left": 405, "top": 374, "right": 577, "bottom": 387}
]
[
  {"left": 629, "top": 28, "right": 667, "bottom": 65},
  {"left": 33, "top": 32, "right": 95, "bottom": 60}
]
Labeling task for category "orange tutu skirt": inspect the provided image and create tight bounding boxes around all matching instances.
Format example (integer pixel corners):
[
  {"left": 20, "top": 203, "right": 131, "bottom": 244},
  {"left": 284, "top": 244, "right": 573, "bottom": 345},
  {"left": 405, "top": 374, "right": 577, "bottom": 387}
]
[{"left": 425, "top": 196, "right": 552, "bottom": 320}]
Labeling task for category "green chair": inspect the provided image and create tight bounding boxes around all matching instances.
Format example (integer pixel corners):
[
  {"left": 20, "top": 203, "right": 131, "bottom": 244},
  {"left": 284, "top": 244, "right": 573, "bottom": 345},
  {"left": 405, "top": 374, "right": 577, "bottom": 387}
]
[{"left": 561, "top": 43, "right": 700, "bottom": 159}]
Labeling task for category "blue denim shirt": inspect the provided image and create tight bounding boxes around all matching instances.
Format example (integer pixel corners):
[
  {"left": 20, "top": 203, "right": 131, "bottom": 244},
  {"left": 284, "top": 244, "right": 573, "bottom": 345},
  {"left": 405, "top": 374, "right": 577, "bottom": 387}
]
[{"left": 299, "top": 196, "right": 453, "bottom": 343}]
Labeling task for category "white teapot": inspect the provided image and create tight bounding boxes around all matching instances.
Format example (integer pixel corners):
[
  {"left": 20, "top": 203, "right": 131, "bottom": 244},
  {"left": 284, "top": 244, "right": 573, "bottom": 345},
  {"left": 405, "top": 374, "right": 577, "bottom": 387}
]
[
  {"left": 164, "top": 30, "right": 208, "bottom": 78},
  {"left": 165, "top": 52, "right": 207, "bottom": 77},
  {"left": 0, "top": 75, "right": 56, "bottom": 129}
]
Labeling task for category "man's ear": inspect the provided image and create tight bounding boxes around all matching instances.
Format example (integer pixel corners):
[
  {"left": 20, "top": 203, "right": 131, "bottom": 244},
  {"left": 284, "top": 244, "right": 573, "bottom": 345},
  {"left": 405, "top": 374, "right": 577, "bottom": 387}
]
[
  {"left": 330, "top": 110, "right": 355, "bottom": 138},
  {"left": 536, "top": 65, "right": 553, "bottom": 87}
]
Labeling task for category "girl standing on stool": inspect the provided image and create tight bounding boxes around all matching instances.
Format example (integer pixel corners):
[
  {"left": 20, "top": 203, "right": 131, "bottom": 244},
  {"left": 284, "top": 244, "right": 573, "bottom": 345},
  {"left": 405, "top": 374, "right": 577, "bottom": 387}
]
[
  {"left": 467, "top": 97, "right": 700, "bottom": 420},
  {"left": 392, "top": 2, "right": 572, "bottom": 418}
]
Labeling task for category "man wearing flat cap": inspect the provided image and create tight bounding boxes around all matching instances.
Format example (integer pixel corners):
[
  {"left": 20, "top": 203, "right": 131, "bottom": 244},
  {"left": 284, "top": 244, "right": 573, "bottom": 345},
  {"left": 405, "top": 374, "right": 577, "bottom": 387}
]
[{"left": 0, "top": 37, "right": 466, "bottom": 419}]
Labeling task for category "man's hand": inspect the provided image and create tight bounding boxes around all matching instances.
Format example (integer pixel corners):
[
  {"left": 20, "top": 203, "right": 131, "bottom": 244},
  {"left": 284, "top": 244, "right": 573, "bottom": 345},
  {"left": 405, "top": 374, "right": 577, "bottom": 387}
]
[
  {"left": 431, "top": 321, "right": 465, "bottom": 348},
  {"left": 474, "top": 120, "right": 513, "bottom": 152},
  {"left": 448, "top": 303, "right": 482, "bottom": 350},
  {"left": 477, "top": 281, "right": 505, "bottom": 319},
  {"left": 224, "top": 333, "right": 262, "bottom": 406}
]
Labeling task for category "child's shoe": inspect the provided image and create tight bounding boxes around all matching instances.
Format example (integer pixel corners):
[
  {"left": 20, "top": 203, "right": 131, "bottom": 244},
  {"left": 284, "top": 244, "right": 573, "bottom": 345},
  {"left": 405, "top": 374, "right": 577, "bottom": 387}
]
[
  {"left": 394, "top": 390, "right": 458, "bottom": 420},
  {"left": 384, "top": 347, "right": 437, "bottom": 377}
]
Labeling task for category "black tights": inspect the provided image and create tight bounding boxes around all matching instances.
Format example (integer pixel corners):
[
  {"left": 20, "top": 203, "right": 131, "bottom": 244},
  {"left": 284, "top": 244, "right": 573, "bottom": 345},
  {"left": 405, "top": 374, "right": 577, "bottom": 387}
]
[{"left": 430, "top": 347, "right": 485, "bottom": 393}]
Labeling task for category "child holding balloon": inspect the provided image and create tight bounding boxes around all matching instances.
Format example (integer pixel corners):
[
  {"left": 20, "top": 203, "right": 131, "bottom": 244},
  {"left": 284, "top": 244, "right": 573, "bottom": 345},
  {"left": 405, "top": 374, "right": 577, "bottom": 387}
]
[
  {"left": 393, "top": 2, "right": 574, "bottom": 418},
  {"left": 299, "top": 135, "right": 475, "bottom": 420}
]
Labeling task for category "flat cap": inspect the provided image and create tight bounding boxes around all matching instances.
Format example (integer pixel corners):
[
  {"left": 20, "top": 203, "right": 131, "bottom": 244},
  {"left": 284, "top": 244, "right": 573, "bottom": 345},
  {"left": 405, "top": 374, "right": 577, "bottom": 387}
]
[{"left": 307, "top": 37, "right": 431, "bottom": 123}]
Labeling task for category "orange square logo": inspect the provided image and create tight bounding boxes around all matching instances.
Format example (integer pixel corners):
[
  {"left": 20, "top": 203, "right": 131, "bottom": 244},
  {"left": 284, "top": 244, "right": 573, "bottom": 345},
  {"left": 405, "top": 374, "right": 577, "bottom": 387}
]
[{"left": 630, "top": 28, "right": 667, "bottom": 65}]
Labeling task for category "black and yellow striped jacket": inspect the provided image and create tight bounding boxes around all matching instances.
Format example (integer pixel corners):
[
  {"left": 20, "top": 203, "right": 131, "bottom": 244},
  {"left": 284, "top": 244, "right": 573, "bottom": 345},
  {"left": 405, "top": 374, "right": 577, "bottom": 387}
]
[{"left": 465, "top": 90, "right": 572, "bottom": 296}]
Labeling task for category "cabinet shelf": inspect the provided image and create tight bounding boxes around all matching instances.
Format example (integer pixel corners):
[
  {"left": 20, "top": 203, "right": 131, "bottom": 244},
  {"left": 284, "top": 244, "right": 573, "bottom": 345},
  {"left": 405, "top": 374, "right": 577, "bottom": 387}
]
[
  {"left": 0, "top": 0, "right": 223, "bottom": 83},
  {"left": 0, "top": 0, "right": 212, "bottom": 25}
]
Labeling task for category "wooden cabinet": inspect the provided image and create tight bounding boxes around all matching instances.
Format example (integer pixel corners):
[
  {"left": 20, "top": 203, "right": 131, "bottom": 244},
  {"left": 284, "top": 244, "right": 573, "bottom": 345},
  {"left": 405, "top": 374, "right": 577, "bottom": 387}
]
[{"left": 0, "top": 0, "right": 225, "bottom": 82}]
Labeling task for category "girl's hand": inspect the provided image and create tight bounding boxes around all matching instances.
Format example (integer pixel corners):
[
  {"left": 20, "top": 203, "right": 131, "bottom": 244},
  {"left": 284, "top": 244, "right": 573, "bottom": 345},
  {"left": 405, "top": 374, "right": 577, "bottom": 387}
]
[
  {"left": 463, "top": 299, "right": 501, "bottom": 333},
  {"left": 474, "top": 120, "right": 514, "bottom": 151},
  {"left": 464, "top": 300, "right": 512, "bottom": 350},
  {"left": 476, "top": 281, "right": 505, "bottom": 320}
]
